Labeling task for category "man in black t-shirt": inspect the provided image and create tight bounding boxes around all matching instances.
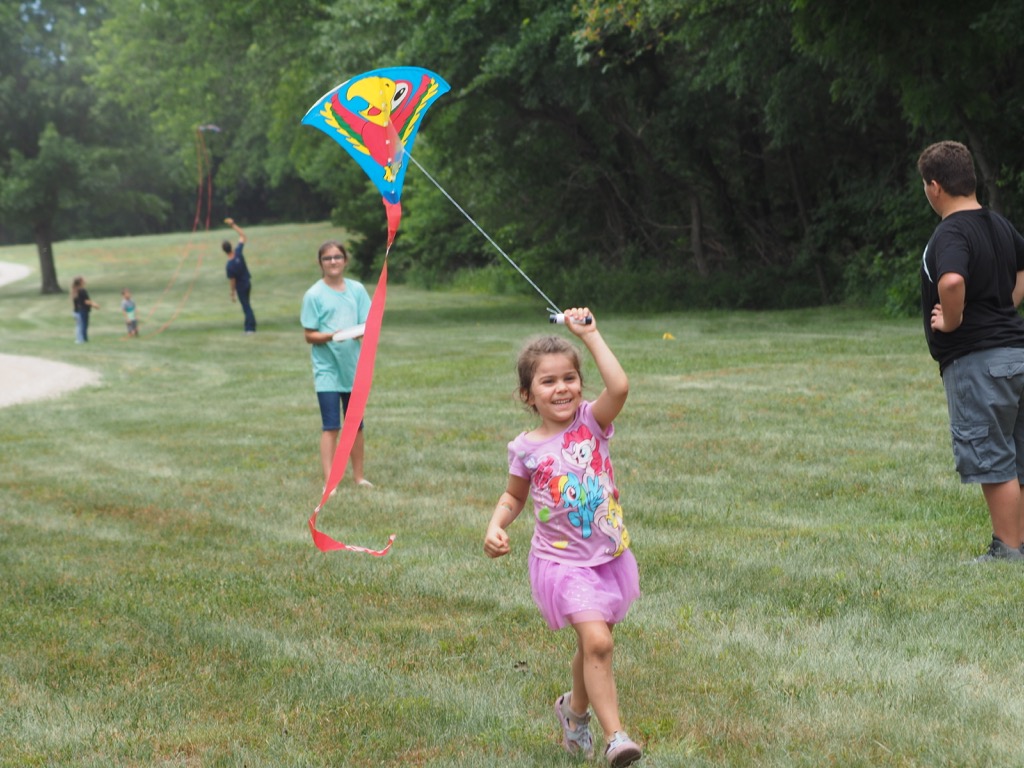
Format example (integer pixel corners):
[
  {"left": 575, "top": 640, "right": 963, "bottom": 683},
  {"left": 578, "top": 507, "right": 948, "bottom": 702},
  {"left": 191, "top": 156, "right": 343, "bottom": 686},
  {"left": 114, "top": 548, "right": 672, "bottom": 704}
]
[{"left": 919, "top": 140, "right": 1024, "bottom": 562}]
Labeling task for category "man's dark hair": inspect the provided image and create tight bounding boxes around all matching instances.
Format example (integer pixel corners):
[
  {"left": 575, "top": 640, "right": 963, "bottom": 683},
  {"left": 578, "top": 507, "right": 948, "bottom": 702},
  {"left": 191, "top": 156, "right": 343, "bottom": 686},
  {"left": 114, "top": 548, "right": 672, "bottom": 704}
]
[{"left": 918, "top": 141, "right": 977, "bottom": 197}]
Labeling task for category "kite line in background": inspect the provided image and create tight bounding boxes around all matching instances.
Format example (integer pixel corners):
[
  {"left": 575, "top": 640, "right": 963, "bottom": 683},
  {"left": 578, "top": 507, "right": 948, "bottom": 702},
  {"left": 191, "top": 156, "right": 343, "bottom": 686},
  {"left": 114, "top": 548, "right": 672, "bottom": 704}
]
[{"left": 135, "top": 124, "right": 222, "bottom": 339}]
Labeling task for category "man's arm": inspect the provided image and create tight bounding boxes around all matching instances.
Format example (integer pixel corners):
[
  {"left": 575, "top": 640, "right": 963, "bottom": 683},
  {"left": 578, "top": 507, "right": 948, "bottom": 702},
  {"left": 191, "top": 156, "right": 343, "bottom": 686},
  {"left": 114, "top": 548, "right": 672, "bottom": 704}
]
[
  {"left": 224, "top": 217, "right": 246, "bottom": 244},
  {"left": 931, "top": 272, "right": 966, "bottom": 333}
]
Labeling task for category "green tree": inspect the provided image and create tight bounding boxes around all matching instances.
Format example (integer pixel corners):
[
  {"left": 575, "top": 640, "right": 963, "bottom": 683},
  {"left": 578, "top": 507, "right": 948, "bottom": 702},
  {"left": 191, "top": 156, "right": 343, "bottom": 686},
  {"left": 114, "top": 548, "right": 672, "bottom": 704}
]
[
  {"left": 0, "top": 0, "right": 172, "bottom": 293},
  {"left": 0, "top": 1, "right": 102, "bottom": 292},
  {"left": 92, "top": 0, "right": 335, "bottom": 228},
  {"left": 13, "top": 0, "right": 1024, "bottom": 311},
  {"left": 792, "top": 0, "right": 1024, "bottom": 216},
  {"left": 390, "top": 0, "right": 847, "bottom": 307},
  {"left": 791, "top": 0, "right": 1024, "bottom": 313}
]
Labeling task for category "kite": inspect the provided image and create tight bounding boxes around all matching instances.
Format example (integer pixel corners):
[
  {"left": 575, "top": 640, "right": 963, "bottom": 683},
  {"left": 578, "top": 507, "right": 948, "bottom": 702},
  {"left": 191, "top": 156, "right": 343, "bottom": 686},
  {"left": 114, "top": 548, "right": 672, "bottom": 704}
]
[
  {"left": 302, "top": 67, "right": 450, "bottom": 252},
  {"left": 193, "top": 124, "right": 220, "bottom": 232},
  {"left": 301, "top": 67, "right": 450, "bottom": 555},
  {"left": 300, "top": 67, "right": 589, "bottom": 554}
]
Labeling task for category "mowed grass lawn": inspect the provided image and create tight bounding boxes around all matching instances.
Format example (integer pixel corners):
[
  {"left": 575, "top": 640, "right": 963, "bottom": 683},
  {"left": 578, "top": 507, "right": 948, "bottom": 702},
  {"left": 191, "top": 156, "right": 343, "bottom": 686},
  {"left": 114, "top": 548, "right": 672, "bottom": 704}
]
[{"left": 2, "top": 223, "right": 1024, "bottom": 767}]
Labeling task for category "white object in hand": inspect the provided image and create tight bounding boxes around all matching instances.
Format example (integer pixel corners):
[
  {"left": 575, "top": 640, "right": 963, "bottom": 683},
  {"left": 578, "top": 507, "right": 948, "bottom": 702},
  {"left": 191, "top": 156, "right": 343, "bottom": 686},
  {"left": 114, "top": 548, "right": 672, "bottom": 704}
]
[
  {"left": 549, "top": 314, "right": 593, "bottom": 325},
  {"left": 332, "top": 323, "right": 366, "bottom": 341}
]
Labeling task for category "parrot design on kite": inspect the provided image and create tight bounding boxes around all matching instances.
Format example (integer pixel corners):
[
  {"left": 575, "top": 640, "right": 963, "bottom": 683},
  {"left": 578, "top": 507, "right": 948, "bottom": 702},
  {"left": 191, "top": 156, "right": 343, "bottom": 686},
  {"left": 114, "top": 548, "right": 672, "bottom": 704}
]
[
  {"left": 302, "top": 67, "right": 450, "bottom": 250},
  {"left": 328, "top": 74, "right": 433, "bottom": 190}
]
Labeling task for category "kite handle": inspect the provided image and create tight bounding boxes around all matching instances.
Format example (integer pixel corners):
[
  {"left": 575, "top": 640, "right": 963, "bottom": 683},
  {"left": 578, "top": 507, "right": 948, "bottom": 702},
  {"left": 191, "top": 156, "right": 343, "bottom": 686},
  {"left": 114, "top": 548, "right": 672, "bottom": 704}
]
[{"left": 549, "top": 314, "right": 594, "bottom": 326}]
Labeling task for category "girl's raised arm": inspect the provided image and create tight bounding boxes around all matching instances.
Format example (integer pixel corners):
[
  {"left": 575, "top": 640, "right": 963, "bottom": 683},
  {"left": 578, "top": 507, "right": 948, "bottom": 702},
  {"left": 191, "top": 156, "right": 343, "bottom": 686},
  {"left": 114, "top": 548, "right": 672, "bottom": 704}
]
[{"left": 563, "top": 308, "right": 628, "bottom": 430}]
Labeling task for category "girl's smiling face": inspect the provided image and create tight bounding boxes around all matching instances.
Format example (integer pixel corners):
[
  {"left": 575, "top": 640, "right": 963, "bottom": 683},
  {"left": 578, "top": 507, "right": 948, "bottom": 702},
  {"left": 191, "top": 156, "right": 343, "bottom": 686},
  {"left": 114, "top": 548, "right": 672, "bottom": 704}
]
[{"left": 526, "top": 352, "right": 582, "bottom": 428}]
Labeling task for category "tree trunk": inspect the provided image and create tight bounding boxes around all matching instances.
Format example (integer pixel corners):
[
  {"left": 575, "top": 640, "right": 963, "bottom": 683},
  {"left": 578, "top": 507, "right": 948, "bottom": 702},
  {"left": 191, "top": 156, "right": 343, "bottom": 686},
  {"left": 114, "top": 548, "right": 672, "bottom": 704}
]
[
  {"left": 786, "top": 148, "right": 829, "bottom": 304},
  {"left": 34, "top": 221, "right": 61, "bottom": 294},
  {"left": 963, "top": 125, "right": 1001, "bottom": 214},
  {"left": 689, "top": 192, "right": 709, "bottom": 277}
]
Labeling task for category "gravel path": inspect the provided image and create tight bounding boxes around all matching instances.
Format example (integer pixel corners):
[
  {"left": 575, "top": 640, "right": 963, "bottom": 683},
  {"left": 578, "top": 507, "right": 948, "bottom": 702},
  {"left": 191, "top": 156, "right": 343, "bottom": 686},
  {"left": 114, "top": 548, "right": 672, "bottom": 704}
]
[{"left": 0, "top": 261, "right": 101, "bottom": 408}]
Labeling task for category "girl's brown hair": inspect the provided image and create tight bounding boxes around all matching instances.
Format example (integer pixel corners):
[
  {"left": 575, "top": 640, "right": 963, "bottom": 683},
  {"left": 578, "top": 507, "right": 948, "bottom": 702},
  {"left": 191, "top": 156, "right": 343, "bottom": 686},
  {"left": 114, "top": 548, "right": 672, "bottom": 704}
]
[{"left": 317, "top": 240, "right": 349, "bottom": 261}]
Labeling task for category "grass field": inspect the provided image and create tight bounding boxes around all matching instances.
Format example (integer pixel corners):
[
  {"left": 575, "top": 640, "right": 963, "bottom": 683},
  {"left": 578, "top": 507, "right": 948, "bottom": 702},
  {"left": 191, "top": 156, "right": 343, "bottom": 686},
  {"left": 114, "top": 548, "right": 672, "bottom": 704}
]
[{"left": 2, "top": 223, "right": 1024, "bottom": 767}]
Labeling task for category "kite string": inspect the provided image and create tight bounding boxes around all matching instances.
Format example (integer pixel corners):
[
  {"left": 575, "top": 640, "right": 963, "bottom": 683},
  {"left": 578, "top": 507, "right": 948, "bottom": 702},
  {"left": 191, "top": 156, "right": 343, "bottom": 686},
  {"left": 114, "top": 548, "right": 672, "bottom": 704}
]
[
  {"left": 150, "top": 243, "right": 204, "bottom": 336},
  {"left": 406, "top": 154, "right": 562, "bottom": 316},
  {"left": 142, "top": 128, "right": 213, "bottom": 337}
]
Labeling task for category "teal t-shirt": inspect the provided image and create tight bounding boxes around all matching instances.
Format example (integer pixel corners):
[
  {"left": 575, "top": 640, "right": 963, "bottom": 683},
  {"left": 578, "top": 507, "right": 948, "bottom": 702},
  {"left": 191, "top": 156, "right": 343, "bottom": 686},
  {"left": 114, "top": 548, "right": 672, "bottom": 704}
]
[{"left": 300, "top": 278, "right": 371, "bottom": 392}]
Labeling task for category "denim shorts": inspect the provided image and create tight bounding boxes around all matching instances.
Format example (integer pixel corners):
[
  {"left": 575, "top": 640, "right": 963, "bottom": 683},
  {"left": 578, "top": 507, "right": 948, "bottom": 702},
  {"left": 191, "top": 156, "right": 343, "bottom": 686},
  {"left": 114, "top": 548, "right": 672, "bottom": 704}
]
[
  {"left": 316, "top": 391, "right": 364, "bottom": 432},
  {"left": 942, "top": 347, "right": 1024, "bottom": 483}
]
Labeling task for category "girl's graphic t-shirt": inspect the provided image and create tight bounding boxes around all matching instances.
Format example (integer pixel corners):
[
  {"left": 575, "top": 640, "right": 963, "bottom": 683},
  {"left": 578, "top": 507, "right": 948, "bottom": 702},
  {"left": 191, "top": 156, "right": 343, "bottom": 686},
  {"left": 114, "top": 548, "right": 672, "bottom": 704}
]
[{"left": 508, "top": 400, "right": 630, "bottom": 567}]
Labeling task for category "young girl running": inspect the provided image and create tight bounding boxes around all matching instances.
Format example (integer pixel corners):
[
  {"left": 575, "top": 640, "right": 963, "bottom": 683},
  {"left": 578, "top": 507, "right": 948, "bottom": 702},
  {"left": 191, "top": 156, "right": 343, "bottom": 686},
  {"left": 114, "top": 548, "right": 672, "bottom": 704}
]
[{"left": 484, "top": 307, "right": 642, "bottom": 767}]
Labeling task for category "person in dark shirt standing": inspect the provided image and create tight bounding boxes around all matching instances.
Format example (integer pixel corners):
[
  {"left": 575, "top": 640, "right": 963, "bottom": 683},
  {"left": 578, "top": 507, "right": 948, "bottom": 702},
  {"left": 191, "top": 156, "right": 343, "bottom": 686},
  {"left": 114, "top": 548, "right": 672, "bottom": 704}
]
[
  {"left": 919, "top": 140, "right": 1024, "bottom": 562},
  {"left": 223, "top": 217, "right": 256, "bottom": 334},
  {"left": 71, "top": 276, "right": 100, "bottom": 343}
]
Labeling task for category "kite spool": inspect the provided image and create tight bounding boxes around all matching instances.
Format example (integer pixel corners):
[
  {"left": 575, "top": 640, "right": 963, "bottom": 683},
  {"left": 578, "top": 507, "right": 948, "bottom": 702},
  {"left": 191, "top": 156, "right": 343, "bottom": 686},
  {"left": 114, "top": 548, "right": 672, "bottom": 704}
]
[{"left": 549, "top": 314, "right": 594, "bottom": 326}]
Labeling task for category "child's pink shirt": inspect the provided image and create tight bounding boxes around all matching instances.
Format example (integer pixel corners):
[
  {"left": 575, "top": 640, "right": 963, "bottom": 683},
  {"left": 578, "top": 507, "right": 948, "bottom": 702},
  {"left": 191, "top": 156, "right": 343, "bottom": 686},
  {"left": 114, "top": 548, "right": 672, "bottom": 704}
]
[{"left": 508, "top": 401, "right": 631, "bottom": 567}]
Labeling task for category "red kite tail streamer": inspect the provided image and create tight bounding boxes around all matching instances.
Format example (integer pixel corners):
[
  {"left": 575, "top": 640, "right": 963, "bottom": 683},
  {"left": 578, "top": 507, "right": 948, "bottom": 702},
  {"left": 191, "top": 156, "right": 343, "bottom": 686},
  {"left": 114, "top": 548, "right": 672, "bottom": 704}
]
[
  {"left": 384, "top": 199, "right": 402, "bottom": 253},
  {"left": 308, "top": 260, "right": 395, "bottom": 556}
]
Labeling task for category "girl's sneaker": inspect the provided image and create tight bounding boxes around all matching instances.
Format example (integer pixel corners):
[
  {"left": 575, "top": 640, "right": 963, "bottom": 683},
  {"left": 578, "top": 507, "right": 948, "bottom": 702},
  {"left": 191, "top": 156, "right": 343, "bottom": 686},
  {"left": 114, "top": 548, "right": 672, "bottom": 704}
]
[
  {"left": 605, "top": 731, "right": 642, "bottom": 767},
  {"left": 554, "top": 692, "right": 594, "bottom": 758}
]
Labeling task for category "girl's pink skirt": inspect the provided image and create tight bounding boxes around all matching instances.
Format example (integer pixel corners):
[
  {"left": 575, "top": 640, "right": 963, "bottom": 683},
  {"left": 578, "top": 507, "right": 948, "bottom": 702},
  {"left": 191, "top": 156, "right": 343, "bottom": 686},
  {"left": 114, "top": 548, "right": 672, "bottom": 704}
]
[{"left": 528, "top": 549, "right": 640, "bottom": 630}]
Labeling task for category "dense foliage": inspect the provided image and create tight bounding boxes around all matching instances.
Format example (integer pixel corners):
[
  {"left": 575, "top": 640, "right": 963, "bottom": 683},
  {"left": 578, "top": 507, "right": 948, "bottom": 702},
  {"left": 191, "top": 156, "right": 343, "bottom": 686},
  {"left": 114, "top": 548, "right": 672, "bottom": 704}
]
[{"left": 3, "top": 0, "right": 1023, "bottom": 308}]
